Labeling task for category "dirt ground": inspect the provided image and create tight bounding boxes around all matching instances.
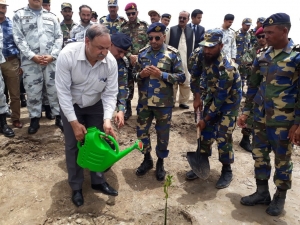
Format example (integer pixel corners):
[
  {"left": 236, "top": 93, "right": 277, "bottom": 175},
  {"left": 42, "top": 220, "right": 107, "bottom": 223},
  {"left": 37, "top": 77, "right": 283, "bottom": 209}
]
[{"left": 0, "top": 88, "right": 300, "bottom": 225}]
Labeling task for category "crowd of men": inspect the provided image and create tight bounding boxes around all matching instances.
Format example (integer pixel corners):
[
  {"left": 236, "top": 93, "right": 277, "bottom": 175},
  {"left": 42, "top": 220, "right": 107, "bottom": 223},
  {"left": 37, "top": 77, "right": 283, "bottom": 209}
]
[{"left": 0, "top": 0, "right": 299, "bottom": 218}]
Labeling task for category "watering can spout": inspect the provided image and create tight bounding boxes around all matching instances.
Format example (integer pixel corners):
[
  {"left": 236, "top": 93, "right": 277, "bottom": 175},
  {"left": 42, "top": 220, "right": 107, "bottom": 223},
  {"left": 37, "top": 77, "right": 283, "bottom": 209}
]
[{"left": 115, "top": 140, "right": 144, "bottom": 161}]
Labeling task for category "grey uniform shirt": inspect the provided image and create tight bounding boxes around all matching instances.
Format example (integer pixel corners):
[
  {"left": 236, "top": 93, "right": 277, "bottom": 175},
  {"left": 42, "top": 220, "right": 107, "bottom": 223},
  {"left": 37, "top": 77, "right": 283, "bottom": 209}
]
[
  {"left": 55, "top": 42, "right": 118, "bottom": 122},
  {"left": 70, "top": 21, "right": 93, "bottom": 42},
  {"left": 220, "top": 26, "right": 237, "bottom": 59}
]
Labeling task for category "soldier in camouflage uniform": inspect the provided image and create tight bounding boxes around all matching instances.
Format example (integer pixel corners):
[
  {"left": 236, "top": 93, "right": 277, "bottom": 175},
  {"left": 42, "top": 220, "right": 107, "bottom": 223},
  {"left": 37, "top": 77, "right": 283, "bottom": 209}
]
[
  {"left": 249, "top": 17, "right": 266, "bottom": 47},
  {"left": 220, "top": 14, "right": 236, "bottom": 61},
  {"left": 0, "top": 27, "right": 14, "bottom": 138},
  {"left": 60, "top": 3, "right": 77, "bottom": 48},
  {"left": 120, "top": 2, "right": 148, "bottom": 120},
  {"left": 235, "top": 18, "right": 251, "bottom": 93},
  {"left": 238, "top": 13, "right": 300, "bottom": 216},
  {"left": 12, "top": 0, "right": 63, "bottom": 134},
  {"left": 133, "top": 23, "right": 185, "bottom": 181},
  {"left": 70, "top": 5, "right": 93, "bottom": 42},
  {"left": 100, "top": 0, "right": 124, "bottom": 34},
  {"left": 91, "top": 11, "right": 98, "bottom": 23},
  {"left": 238, "top": 27, "right": 268, "bottom": 153},
  {"left": 186, "top": 29, "right": 242, "bottom": 189},
  {"left": 110, "top": 33, "right": 132, "bottom": 128}
]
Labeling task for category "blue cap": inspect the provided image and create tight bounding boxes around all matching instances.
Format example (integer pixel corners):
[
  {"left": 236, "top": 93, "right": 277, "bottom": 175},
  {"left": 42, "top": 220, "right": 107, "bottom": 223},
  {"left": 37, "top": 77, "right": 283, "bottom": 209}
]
[
  {"left": 257, "top": 17, "right": 266, "bottom": 23},
  {"left": 263, "top": 13, "right": 290, "bottom": 28},
  {"left": 111, "top": 33, "right": 132, "bottom": 51},
  {"left": 108, "top": 0, "right": 118, "bottom": 7},
  {"left": 161, "top": 13, "right": 171, "bottom": 19},
  {"left": 200, "top": 29, "right": 223, "bottom": 47},
  {"left": 147, "top": 22, "right": 166, "bottom": 34}
]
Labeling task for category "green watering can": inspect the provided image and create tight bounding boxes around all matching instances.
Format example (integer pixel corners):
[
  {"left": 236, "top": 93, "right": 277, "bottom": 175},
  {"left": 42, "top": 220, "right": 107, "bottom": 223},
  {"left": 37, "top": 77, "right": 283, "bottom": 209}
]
[{"left": 77, "top": 127, "right": 143, "bottom": 172}]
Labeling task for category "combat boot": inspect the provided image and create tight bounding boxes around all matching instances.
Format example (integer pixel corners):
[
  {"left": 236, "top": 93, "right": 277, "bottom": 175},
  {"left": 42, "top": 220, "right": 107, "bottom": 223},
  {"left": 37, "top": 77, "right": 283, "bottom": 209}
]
[
  {"left": 28, "top": 117, "right": 40, "bottom": 134},
  {"left": 266, "top": 189, "right": 286, "bottom": 216},
  {"left": 44, "top": 105, "right": 55, "bottom": 120},
  {"left": 0, "top": 113, "right": 15, "bottom": 137},
  {"left": 55, "top": 115, "right": 64, "bottom": 132},
  {"left": 20, "top": 94, "right": 27, "bottom": 107},
  {"left": 124, "top": 101, "right": 132, "bottom": 121},
  {"left": 239, "top": 135, "right": 252, "bottom": 152},
  {"left": 156, "top": 158, "right": 166, "bottom": 181},
  {"left": 136, "top": 152, "right": 153, "bottom": 176},
  {"left": 216, "top": 164, "right": 233, "bottom": 189},
  {"left": 5, "top": 107, "right": 11, "bottom": 118},
  {"left": 240, "top": 180, "right": 271, "bottom": 206}
]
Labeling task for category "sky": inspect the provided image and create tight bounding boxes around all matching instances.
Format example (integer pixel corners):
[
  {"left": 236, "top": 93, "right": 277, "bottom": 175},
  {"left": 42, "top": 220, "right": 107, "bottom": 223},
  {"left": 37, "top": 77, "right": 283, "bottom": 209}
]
[{"left": 5, "top": 0, "right": 300, "bottom": 43}]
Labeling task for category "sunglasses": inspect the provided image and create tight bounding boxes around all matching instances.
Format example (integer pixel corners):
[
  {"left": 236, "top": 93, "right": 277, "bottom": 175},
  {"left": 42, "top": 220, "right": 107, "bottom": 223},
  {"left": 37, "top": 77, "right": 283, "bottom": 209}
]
[
  {"left": 179, "top": 16, "right": 187, "bottom": 20},
  {"left": 148, "top": 35, "right": 163, "bottom": 41},
  {"left": 257, "top": 34, "right": 265, "bottom": 39},
  {"left": 126, "top": 12, "right": 136, "bottom": 16}
]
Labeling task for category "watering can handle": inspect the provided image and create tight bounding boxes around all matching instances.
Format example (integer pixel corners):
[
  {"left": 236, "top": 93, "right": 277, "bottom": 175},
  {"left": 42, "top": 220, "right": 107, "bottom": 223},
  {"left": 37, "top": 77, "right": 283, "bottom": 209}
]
[{"left": 98, "top": 130, "right": 120, "bottom": 154}]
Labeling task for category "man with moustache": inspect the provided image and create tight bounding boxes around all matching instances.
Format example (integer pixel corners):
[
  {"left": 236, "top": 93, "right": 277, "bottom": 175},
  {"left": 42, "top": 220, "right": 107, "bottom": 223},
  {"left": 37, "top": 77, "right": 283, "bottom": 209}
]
[
  {"left": 166, "top": 11, "right": 194, "bottom": 109},
  {"left": 13, "top": 0, "right": 63, "bottom": 134},
  {"left": 56, "top": 24, "right": 119, "bottom": 207},
  {"left": 185, "top": 29, "right": 242, "bottom": 189},
  {"left": 148, "top": 10, "right": 160, "bottom": 24},
  {"left": 70, "top": 5, "right": 93, "bottom": 42},
  {"left": 100, "top": 0, "right": 125, "bottom": 34},
  {"left": 160, "top": 13, "right": 171, "bottom": 32},
  {"left": 60, "top": 3, "right": 77, "bottom": 48},
  {"left": 120, "top": 2, "right": 148, "bottom": 120}
]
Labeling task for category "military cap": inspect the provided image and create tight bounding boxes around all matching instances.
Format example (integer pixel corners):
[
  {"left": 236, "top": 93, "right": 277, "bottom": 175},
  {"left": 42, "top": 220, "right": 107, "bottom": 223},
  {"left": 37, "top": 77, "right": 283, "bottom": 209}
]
[
  {"left": 108, "top": 0, "right": 118, "bottom": 7},
  {"left": 255, "top": 27, "right": 264, "bottom": 36},
  {"left": 111, "top": 33, "right": 132, "bottom": 51},
  {"left": 43, "top": 0, "right": 51, "bottom": 3},
  {"left": 92, "top": 11, "right": 98, "bottom": 18},
  {"left": 242, "top": 18, "right": 252, "bottom": 25},
  {"left": 61, "top": 2, "right": 72, "bottom": 10},
  {"left": 263, "top": 13, "right": 290, "bottom": 28},
  {"left": 257, "top": 17, "right": 266, "bottom": 23},
  {"left": 148, "top": 10, "right": 160, "bottom": 17},
  {"left": 200, "top": 29, "right": 223, "bottom": 47},
  {"left": 161, "top": 13, "right": 171, "bottom": 19},
  {"left": 0, "top": 0, "right": 8, "bottom": 6},
  {"left": 224, "top": 14, "right": 234, "bottom": 20},
  {"left": 125, "top": 2, "right": 137, "bottom": 11},
  {"left": 147, "top": 22, "right": 166, "bottom": 34}
]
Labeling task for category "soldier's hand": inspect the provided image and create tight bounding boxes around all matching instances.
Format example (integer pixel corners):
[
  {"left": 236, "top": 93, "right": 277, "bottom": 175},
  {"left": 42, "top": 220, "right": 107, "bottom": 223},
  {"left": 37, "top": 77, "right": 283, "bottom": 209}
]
[
  {"left": 130, "top": 55, "right": 138, "bottom": 66},
  {"left": 237, "top": 114, "right": 248, "bottom": 128},
  {"left": 140, "top": 68, "right": 150, "bottom": 78},
  {"left": 70, "top": 120, "right": 87, "bottom": 141},
  {"left": 31, "top": 55, "right": 43, "bottom": 64},
  {"left": 147, "top": 66, "right": 161, "bottom": 78},
  {"left": 104, "top": 119, "right": 117, "bottom": 140},
  {"left": 40, "top": 55, "right": 54, "bottom": 65},
  {"left": 197, "top": 120, "right": 206, "bottom": 131},
  {"left": 114, "top": 111, "right": 125, "bottom": 129},
  {"left": 290, "top": 125, "right": 300, "bottom": 145},
  {"left": 193, "top": 94, "right": 203, "bottom": 111}
]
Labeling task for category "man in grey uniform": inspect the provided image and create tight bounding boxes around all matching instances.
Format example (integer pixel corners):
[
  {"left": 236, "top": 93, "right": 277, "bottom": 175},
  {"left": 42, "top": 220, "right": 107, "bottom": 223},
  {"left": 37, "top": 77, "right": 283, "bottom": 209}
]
[
  {"left": 12, "top": 0, "right": 63, "bottom": 134},
  {"left": 56, "top": 24, "right": 119, "bottom": 207}
]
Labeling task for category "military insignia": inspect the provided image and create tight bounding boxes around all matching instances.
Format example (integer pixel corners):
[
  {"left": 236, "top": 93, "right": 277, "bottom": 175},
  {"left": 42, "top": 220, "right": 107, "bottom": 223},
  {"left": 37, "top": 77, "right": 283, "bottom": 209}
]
[
  {"left": 108, "top": 0, "right": 115, "bottom": 3},
  {"left": 269, "top": 18, "right": 273, "bottom": 24},
  {"left": 132, "top": 5, "right": 135, "bottom": 8},
  {"left": 155, "top": 26, "right": 161, "bottom": 31},
  {"left": 204, "top": 33, "right": 211, "bottom": 40}
]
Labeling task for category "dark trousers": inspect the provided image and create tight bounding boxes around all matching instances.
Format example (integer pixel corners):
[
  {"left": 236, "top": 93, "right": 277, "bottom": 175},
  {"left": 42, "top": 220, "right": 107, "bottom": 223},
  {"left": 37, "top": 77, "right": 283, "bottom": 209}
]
[{"left": 61, "top": 100, "right": 106, "bottom": 191}]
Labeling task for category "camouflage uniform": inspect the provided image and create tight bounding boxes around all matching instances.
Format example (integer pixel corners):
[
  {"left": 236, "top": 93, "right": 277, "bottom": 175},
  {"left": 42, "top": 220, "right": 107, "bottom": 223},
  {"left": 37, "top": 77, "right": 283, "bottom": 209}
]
[
  {"left": 120, "top": 19, "right": 148, "bottom": 101},
  {"left": 133, "top": 44, "right": 185, "bottom": 158},
  {"left": 70, "top": 21, "right": 93, "bottom": 42},
  {"left": 190, "top": 51, "right": 242, "bottom": 164},
  {"left": 100, "top": 15, "right": 124, "bottom": 34},
  {"left": 0, "top": 29, "right": 8, "bottom": 115},
  {"left": 249, "top": 28, "right": 258, "bottom": 47},
  {"left": 243, "top": 40, "right": 300, "bottom": 190},
  {"left": 12, "top": 6, "right": 63, "bottom": 118},
  {"left": 117, "top": 57, "right": 129, "bottom": 112},
  {"left": 60, "top": 20, "right": 77, "bottom": 48},
  {"left": 220, "top": 27, "right": 237, "bottom": 60}
]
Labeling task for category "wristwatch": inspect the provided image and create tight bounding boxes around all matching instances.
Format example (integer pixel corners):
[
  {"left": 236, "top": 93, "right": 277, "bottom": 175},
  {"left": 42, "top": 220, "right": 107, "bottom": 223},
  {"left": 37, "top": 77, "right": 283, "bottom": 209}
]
[{"left": 160, "top": 72, "right": 163, "bottom": 79}]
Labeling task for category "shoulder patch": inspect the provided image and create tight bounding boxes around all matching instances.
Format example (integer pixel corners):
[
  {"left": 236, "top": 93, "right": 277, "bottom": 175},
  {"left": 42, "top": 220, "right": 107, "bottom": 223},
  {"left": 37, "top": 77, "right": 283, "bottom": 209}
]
[
  {"left": 120, "top": 21, "right": 128, "bottom": 27},
  {"left": 293, "top": 44, "right": 300, "bottom": 52},
  {"left": 139, "top": 45, "right": 150, "bottom": 53},
  {"left": 258, "top": 46, "right": 268, "bottom": 53},
  {"left": 167, "top": 45, "right": 179, "bottom": 53},
  {"left": 194, "top": 46, "right": 202, "bottom": 53},
  {"left": 14, "top": 7, "right": 25, "bottom": 13},
  {"left": 139, "top": 20, "right": 148, "bottom": 26},
  {"left": 48, "top": 11, "right": 56, "bottom": 16}
]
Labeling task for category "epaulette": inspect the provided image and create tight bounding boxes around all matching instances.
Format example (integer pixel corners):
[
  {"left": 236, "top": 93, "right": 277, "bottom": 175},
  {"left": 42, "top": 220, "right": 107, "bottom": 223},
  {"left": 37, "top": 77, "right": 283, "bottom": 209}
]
[
  {"left": 194, "top": 46, "right": 201, "bottom": 53},
  {"left": 47, "top": 11, "right": 56, "bottom": 16},
  {"left": 229, "top": 28, "right": 235, "bottom": 32},
  {"left": 120, "top": 21, "right": 128, "bottom": 27},
  {"left": 14, "top": 7, "right": 25, "bottom": 13},
  {"left": 257, "top": 46, "right": 268, "bottom": 54},
  {"left": 167, "top": 45, "right": 179, "bottom": 53},
  {"left": 139, "top": 45, "right": 150, "bottom": 53},
  {"left": 139, "top": 20, "right": 148, "bottom": 26},
  {"left": 122, "top": 56, "right": 130, "bottom": 67},
  {"left": 293, "top": 44, "right": 300, "bottom": 52},
  {"left": 100, "top": 15, "right": 106, "bottom": 19}
]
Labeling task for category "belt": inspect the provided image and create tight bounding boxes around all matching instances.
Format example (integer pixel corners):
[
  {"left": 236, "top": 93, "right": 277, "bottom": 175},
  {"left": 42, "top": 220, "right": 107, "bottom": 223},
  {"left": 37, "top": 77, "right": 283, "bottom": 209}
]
[{"left": 5, "top": 55, "right": 18, "bottom": 61}]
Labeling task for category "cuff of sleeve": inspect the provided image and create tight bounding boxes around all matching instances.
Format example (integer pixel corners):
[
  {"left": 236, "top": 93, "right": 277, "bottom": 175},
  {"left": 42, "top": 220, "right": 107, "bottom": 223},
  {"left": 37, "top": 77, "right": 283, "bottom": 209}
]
[
  {"left": 207, "top": 110, "right": 216, "bottom": 119},
  {"left": 66, "top": 113, "right": 77, "bottom": 122},
  {"left": 161, "top": 72, "right": 168, "bottom": 80},
  {"left": 28, "top": 52, "right": 36, "bottom": 60},
  {"left": 126, "top": 52, "right": 132, "bottom": 58},
  {"left": 104, "top": 111, "right": 113, "bottom": 120},
  {"left": 117, "top": 105, "right": 125, "bottom": 112},
  {"left": 243, "top": 110, "right": 251, "bottom": 116},
  {"left": 294, "top": 117, "right": 300, "bottom": 125}
]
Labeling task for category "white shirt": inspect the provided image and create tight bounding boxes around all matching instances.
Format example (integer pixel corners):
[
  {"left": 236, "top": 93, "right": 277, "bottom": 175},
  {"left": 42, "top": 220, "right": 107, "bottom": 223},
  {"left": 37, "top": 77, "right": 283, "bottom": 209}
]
[
  {"left": 55, "top": 42, "right": 118, "bottom": 122},
  {"left": 220, "top": 26, "right": 237, "bottom": 59}
]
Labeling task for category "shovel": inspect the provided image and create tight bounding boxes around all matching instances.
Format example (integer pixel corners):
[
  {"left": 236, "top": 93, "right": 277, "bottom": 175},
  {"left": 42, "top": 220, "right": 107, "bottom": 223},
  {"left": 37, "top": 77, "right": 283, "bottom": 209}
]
[{"left": 186, "top": 109, "right": 210, "bottom": 180}]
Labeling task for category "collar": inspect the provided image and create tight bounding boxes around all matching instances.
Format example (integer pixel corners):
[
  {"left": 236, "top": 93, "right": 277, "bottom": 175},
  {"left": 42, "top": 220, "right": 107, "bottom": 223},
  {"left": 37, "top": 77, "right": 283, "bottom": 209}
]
[
  {"left": 60, "top": 20, "right": 76, "bottom": 26},
  {"left": 147, "top": 43, "right": 166, "bottom": 54},
  {"left": 191, "top": 22, "right": 197, "bottom": 27},
  {"left": 78, "top": 43, "right": 107, "bottom": 64},
  {"left": 129, "top": 18, "right": 141, "bottom": 25},
  {"left": 25, "top": 5, "right": 47, "bottom": 14},
  {"left": 266, "top": 39, "right": 294, "bottom": 55},
  {"left": 106, "top": 14, "right": 120, "bottom": 22}
]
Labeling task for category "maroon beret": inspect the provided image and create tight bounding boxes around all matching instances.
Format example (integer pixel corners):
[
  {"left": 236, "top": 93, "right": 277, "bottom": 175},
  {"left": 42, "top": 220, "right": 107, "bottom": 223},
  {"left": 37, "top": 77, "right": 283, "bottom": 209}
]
[
  {"left": 255, "top": 27, "right": 264, "bottom": 36},
  {"left": 125, "top": 2, "right": 137, "bottom": 11}
]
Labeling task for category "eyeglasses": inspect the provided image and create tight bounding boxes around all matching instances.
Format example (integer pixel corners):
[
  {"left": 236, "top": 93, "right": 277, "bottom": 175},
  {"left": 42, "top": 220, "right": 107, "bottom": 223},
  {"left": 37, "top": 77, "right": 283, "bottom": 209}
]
[
  {"left": 257, "top": 34, "right": 265, "bottom": 39},
  {"left": 148, "top": 35, "right": 163, "bottom": 41},
  {"left": 179, "top": 16, "right": 187, "bottom": 20},
  {"left": 126, "top": 12, "right": 136, "bottom": 16}
]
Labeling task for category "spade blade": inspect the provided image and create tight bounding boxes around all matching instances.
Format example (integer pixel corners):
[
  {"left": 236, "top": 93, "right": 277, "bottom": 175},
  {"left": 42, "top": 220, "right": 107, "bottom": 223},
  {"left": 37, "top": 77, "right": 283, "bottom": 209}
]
[{"left": 186, "top": 151, "right": 210, "bottom": 180}]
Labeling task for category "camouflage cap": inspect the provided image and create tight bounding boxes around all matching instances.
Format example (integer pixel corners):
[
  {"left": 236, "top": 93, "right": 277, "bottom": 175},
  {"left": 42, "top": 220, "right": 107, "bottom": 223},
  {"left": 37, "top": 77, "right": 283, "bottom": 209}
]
[
  {"left": 148, "top": 10, "right": 160, "bottom": 17},
  {"left": 200, "top": 29, "right": 223, "bottom": 47},
  {"left": 242, "top": 18, "right": 252, "bottom": 25},
  {"left": 61, "top": 2, "right": 72, "bottom": 10},
  {"left": 108, "top": 0, "right": 118, "bottom": 7},
  {"left": 257, "top": 17, "right": 266, "bottom": 23}
]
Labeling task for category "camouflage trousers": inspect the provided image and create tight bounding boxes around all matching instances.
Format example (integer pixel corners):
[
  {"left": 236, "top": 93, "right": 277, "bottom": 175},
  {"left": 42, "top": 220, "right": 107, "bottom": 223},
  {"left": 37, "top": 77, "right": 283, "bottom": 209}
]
[
  {"left": 252, "top": 121, "right": 293, "bottom": 190},
  {"left": 22, "top": 63, "right": 59, "bottom": 118},
  {"left": 128, "top": 66, "right": 134, "bottom": 101},
  {"left": 0, "top": 70, "right": 8, "bottom": 114},
  {"left": 136, "top": 104, "right": 172, "bottom": 158},
  {"left": 200, "top": 113, "right": 236, "bottom": 164}
]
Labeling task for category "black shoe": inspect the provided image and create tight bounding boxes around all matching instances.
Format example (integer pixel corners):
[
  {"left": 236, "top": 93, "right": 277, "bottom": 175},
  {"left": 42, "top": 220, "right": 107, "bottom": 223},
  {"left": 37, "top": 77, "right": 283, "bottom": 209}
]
[
  {"left": 0, "top": 124, "right": 15, "bottom": 137},
  {"left": 179, "top": 104, "right": 189, "bottom": 109},
  {"left": 240, "top": 184, "right": 271, "bottom": 206},
  {"left": 91, "top": 182, "right": 118, "bottom": 196},
  {"left": 239, "top": 135, "right": 252, "bottom": 152},
  {"left": 156, "top": 158, "right": 166, "bottom": 181},
  {"left": 44, "top": 105, "right": 55, "bottom": 120},
  {"left": 72, "top": 189, "right": 84, "bottom": 207},
  {"left": 185, "top": 170, "right": 199, "bottom": 180},
  {"left": 124, "top": 101, "right": 132, "bottom": 120},
  {"left": 28, "top": 117, "right": 40, "bottom": 134},
  {"left": 136, "top": 153, "right": 154, "bottom": 176},
  {"left": 55, "top": 115, "right": 64, "bottom": 132},
  {"left": 20, "top": 94, "right": 27, "bottom": 107},
  {"left": 266, "top": 189, "right": 286, "bottom": 216},
  {"left": 5, "top": 108, "right": 11, "bottom": 118},
  {"left": 215, "top": 165, "right": 233, "bottom": 189}
]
